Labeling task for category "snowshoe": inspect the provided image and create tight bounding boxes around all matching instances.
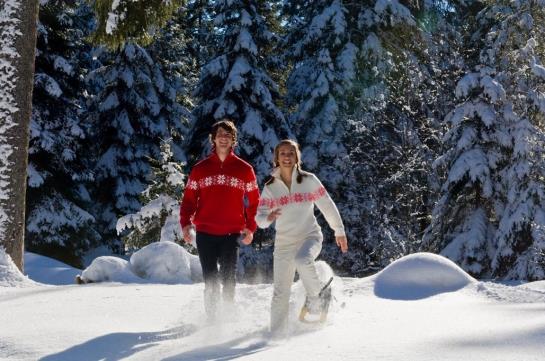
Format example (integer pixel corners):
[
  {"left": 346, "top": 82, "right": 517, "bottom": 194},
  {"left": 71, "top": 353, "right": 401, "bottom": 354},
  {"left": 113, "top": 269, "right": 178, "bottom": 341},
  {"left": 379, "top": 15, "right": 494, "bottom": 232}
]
[{"left": 299, "top": 276, "right": 333, "bottom": 323}]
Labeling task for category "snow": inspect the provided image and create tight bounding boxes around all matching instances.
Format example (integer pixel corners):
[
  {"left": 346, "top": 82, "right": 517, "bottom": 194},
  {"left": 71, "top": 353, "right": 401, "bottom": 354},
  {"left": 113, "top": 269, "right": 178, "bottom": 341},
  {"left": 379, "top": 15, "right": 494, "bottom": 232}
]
[
  {"left": 2, "top": 251, "right": 545, "bottom": 360},
  {"left": 106, "top": 0, "right": 121, "bottom": 35},
  {"left": 456, "top": 73, "right": 479, "bottom": 98},
  {"left": 0, "top": 0, "right": 22, "bottom": 242},
  {"left": 374, "top": 252, "right": 476, "bottom": 300},
  {"left": 129, "top": 241, "right": 195, "bottom": 284},
  {"left": 480, "top": 75, "right": 505, "bottom": 103},
  {"left": 374, "top": 0, "right": 415, "bottom": 26},
  {"left": 80, "top": 255, "right": 142, "bottom": 283},
  {"left": 225, "top": 56, "right": 251, "bottom": 92},
  {"left": 0, "top": 247, "right": 37, "bottom": 288},
  {"left": 530, "top": 56, "right": 545, "bottom": 80},
  {"left": 78, "top": 241, "right": 201, "bottom": 284},
  {"left": 23, "top": 252, "right": 80, "bottom": 285},
  {"left": 52, "top": 56, "right": 74, "bottom": 75},
  {"left": 235, "top": 28, "right": 258, "bottom": 56}
]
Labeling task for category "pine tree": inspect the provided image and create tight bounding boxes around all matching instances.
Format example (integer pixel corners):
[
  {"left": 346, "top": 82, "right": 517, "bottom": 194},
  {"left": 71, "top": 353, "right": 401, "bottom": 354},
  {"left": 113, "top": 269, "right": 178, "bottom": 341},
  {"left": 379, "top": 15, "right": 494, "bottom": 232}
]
[
  {"left": 424, "top": 0, "right": 545, "bottom": 280},
  {"left": 117, "top": 140, "right": 189, "bottom": 253},
  {"left": 86, "top": 42, "right": 189, "bottom": 253},
  {"left": 182, "top": 0, "right": 216, "bottom": 69},
  {"left": 189, "top": 0, "right": 291, "bottom": 180},
  {"left": 26, "top": 0, "right": 99, "bottom": 267},
  {"left": 422, "top": 1, "right": 511, "bottom": 278},
  {"left": 282, "top": 0, "right": 431, "bottom": 275},
  {"left": 282, "top": 0, "right": 354, "bottom": 187},
  {"left": 88, "top": 0, "right": 183, "bottom": 49},
  {"left": 484, "top": 0, "right": 545, "bottom": 280}
]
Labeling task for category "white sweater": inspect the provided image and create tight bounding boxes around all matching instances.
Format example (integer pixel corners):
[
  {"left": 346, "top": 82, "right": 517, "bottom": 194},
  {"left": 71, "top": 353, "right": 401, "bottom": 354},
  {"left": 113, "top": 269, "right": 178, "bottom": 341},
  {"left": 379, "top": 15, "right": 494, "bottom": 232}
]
[{"left": 256, "top": 168, "right": 345, "bottom": 243}]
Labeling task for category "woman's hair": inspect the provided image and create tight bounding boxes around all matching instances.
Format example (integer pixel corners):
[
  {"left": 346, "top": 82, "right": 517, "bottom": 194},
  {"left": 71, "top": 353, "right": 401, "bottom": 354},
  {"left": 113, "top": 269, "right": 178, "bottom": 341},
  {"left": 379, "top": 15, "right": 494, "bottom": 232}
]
[
  {"left": 266, "top": 139, "right": 307, "bottom": 185},
  {"left": 209, "top": 119, "right": 238, "bottom": 148}
]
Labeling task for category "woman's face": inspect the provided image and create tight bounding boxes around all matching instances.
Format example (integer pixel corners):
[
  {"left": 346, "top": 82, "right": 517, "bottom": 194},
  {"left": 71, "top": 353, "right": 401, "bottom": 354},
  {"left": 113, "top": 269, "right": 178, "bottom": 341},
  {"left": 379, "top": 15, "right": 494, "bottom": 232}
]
[{"left": 277, "top": 144, "right": 297, "bottom": 170}]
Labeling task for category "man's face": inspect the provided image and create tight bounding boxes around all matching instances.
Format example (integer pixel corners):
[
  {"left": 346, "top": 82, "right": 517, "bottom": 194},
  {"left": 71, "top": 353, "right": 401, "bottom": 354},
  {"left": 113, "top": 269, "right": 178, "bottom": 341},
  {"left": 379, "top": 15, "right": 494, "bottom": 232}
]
[{"left": 213, "top": 127, "right": 234, "bottom": 153}]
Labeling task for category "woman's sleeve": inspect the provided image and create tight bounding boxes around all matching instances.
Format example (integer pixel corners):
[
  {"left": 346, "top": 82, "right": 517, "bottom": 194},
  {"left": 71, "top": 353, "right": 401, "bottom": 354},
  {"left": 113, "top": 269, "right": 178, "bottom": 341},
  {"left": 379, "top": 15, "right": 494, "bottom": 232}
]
[
  {"left": 313, "top": 175, "right": 346, "bottom": 236},
  {"left": 255, "top": 186, "right": 274, "bottom": 229}
]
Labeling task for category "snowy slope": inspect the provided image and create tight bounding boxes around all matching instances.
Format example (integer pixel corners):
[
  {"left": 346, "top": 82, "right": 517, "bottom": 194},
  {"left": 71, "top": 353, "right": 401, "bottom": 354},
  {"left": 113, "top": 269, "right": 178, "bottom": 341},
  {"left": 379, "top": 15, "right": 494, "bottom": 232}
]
[{"left": 1, "top": 251, "right": 545, "bottom": 361}]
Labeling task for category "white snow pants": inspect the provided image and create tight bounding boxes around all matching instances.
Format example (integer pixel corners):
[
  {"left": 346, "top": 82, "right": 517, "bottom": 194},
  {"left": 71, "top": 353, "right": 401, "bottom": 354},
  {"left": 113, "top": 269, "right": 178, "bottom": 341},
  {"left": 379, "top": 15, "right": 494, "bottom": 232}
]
[{"left": 270, "top": 237, "right": 323, "bottom": 333}]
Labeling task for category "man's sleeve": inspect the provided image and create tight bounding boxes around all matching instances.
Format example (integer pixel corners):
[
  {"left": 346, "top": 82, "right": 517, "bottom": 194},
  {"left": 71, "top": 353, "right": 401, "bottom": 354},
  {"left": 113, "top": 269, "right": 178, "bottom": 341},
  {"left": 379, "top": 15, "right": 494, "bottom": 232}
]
[
  {"left": 180, "top": 172, "right": 199, "bottom": 228},
  {"left": 244, "top": 168, "right": 260, "bottom": 233}
]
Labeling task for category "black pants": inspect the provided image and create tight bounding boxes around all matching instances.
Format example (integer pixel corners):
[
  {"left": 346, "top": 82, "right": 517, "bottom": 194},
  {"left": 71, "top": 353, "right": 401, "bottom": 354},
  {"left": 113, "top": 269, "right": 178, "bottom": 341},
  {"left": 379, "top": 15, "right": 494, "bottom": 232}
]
[{"left": 196, "top": 232, "right": 240, "bottom": 316}]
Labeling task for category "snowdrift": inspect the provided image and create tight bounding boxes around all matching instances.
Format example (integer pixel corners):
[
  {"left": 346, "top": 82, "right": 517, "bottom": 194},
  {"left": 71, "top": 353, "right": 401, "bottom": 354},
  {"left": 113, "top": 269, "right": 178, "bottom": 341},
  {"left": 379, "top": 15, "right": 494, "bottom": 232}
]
[
  {"left": 0, "top": 247, "right": 37, "bottom": 287},
  {"left": 79, "top": 241, "right": 202, "bottom": 284},
  {"left": 374, "top": 252, "right": 476, "bottom": 300},
  {"left": 24, "top": 252, "right": 82, "bottom": 285}
]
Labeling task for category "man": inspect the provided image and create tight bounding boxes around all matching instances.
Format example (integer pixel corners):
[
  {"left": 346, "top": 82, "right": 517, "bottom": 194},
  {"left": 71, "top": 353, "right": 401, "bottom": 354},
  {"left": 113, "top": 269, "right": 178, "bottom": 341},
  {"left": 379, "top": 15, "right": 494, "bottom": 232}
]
[{"left": 180, "top": 119, "right": 259, "bottom": 320}]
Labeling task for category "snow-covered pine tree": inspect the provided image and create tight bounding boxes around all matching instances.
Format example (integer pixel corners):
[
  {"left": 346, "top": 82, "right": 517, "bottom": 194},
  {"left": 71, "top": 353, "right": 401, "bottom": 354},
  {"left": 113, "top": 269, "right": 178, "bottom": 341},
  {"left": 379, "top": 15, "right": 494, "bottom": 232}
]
[
  {"left": 85, "top": 42, "right": 189, "bottom": 253},
  {"left": 481, "top": 0, "right": 545, "bottom": 280},
  {"left": 281, "top": 0, "right": 363, "bottom": 275},
  {"left": 282, "top": 0, "right": 430, "bottom": 275},
  {"left": 182, "top": 0, "right": 217, "bottom": 69},
  {"left": 344, "top": 0, "right": 438, "bottom": 275},
  {"left": 189, "top": 0, "right": 291, "bottom": 180},
  {"left": 26, "top": 0, "right": 99, "bottom": 267},
  {"left": 147, "top": 5, "right": 198, "bottom": 161},
  {"left": 282, "top": 0, "right": 354, "bottom": 187},
  {"left": 88, "top": 0, "right": 183, "bottom": 49},
  {"left": 117, "top": 140, "right": 188, "bottom": 253},
  {"left": 422, "top": 1, "right": 508, "bottom": 278}
]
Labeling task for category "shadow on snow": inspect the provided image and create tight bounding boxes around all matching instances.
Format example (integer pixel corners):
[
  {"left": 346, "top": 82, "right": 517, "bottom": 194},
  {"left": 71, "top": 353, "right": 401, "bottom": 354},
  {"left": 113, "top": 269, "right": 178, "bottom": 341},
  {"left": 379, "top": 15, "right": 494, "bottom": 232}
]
[{"left": 39, "top": 324, "right": 198, "bottom": 361}]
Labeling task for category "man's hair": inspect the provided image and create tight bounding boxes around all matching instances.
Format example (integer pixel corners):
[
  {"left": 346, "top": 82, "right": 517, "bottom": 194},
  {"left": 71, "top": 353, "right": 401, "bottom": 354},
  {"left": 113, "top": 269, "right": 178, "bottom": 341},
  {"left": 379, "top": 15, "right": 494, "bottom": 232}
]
[{"left": 209, "top": 119, "right": 238, "bottom": 146}]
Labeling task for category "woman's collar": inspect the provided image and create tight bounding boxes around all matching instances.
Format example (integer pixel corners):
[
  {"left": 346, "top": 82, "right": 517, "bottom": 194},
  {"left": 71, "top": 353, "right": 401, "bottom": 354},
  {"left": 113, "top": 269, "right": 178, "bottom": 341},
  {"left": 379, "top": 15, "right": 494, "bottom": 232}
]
[{"left": 271, "top": 166, "right": 298, "bottom": 181}]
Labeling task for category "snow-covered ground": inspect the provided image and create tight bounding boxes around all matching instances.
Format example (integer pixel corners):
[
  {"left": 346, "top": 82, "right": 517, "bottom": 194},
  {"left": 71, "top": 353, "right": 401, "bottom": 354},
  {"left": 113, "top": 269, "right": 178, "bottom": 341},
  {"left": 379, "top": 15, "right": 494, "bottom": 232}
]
[{"left": 1, "top": 246, "right": 545, "bottom": 361}]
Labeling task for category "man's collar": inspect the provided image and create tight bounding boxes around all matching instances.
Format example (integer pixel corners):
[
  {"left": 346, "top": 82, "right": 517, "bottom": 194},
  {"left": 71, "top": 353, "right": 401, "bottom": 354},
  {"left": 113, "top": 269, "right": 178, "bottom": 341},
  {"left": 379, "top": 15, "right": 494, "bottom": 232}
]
[{"left": 210, "top": 149, "right": 235, "bottom": 162}]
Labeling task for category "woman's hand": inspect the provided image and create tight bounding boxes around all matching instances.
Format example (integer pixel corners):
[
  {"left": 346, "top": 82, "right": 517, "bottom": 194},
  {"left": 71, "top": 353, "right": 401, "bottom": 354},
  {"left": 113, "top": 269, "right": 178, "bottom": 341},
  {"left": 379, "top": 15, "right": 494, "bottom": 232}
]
[
  {"left": 240, "top": 228, "right": 254, "bottom": 245},
  {"left": 267, "top": 208, "right": 282, "bottom": 222},
  {"left": 336, "top": 235, "right": 348, "bottom": 253}
]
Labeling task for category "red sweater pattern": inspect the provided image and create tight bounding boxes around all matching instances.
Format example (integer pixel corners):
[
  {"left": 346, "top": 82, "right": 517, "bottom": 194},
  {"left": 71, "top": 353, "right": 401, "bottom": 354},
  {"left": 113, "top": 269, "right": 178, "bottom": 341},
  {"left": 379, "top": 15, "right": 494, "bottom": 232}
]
[{"left": 180, "top": 151, "right": 259, "bottom": 235}]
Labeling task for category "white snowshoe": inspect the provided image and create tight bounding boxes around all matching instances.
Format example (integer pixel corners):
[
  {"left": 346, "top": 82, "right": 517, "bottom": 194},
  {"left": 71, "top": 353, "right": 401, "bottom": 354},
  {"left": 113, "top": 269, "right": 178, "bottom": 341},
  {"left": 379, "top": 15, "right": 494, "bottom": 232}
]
[{"left": 299, "top": 276, "right": 333, "bottom": 323}]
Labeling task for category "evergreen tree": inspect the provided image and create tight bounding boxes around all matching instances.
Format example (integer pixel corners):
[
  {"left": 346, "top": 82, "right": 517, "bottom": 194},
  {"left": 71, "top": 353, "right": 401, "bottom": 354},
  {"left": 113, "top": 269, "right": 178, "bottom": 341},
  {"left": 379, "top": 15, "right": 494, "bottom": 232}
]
[
  {"left": 282, "top": 0, "right": 431, "bottom": 275},
  {"left": 182, "top": 0, "right": 216, "bottom": 69},
  {"left": 86, "top": 42, "right": 189, "bottom": 253},
  {"left": 117, "top": 140, "right": 188, "bottom": 253},
  {"left": 88, "top": 0, "right": 183, "bottom": 49},
  {"left": 484, "top": 0, "right": 545, "bottom": 279},
  {"left": 422, "top": 66, "right": 505, "bottom": 277},
  {"left": 26, "top": 0, "right": 99, "bottom": 267},
  {"left": 425, "top": 0, "right": 545, "bottom": 280},
  {"left": 189, "top": 0, "right": 291, "bottom": 180},
  {"left": 282, "top": 0, "right": 355, "bottom": 187}
]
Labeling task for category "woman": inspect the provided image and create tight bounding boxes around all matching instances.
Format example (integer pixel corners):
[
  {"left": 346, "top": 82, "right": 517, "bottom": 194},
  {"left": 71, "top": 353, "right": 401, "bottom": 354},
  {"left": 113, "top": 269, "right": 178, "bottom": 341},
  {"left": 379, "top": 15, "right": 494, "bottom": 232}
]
[{"left": 256, "top": 139, "right": 348, "bottom": 335}]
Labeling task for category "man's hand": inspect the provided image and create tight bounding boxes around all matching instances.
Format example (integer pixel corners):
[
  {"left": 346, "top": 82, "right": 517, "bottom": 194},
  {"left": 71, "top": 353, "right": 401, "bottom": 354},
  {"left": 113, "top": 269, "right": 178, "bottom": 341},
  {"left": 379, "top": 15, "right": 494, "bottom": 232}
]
[
  {"left": 240, "top": 228, "right": 253, "bottom": 245},
  {"left": 336, "top": 235, "right": 348, "bottom": 253},
  {"left": 182, "top": 225, "right": 194, "bottom": 244}
]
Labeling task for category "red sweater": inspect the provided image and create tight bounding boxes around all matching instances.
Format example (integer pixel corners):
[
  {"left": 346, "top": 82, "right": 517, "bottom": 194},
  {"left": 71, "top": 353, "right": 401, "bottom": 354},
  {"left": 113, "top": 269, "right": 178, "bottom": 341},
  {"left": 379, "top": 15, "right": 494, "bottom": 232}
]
[{"left": 180, "top": 150, "right": 259, "bottom": 235}]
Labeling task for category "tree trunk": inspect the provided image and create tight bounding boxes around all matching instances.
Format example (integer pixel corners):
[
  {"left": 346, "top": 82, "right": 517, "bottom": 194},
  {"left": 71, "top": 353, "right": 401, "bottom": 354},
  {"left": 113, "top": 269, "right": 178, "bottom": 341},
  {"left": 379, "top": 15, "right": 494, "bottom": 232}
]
[{"left": 0, "top": 0, "right": 39, "bottom": 272}]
